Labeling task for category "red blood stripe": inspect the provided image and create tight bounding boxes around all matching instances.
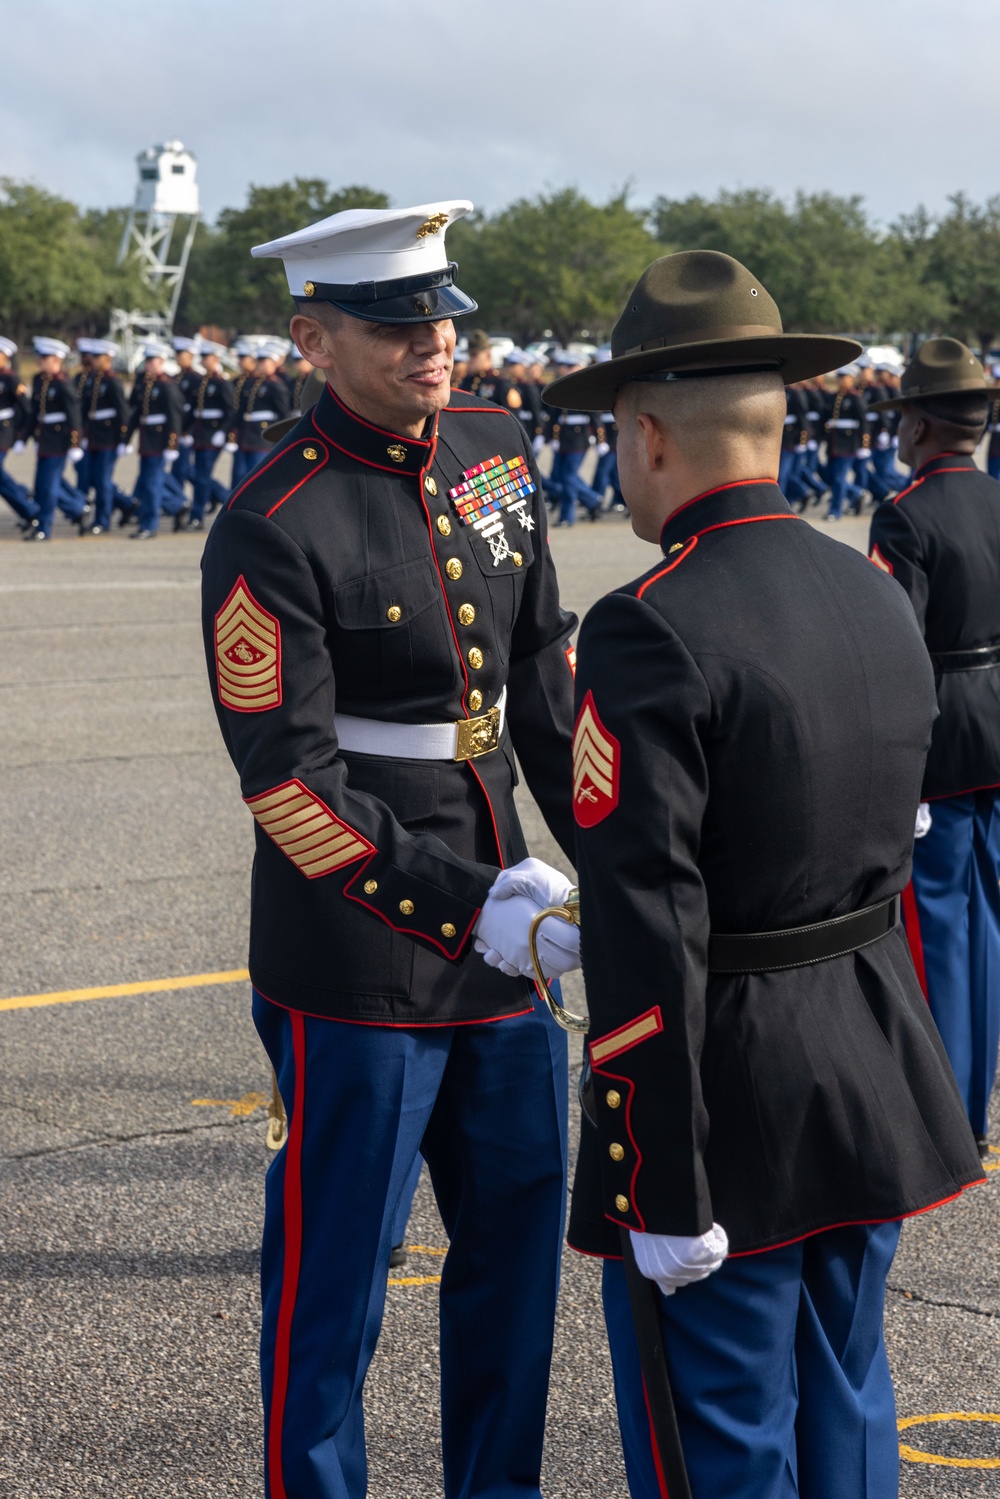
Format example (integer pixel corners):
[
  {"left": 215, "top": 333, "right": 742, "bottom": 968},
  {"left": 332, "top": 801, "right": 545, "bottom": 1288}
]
[
  {"left": 642, "top": 1374, "right": 671, "bottom": 1499},
  {"left": 901, "top": 879, "right": 929, "bottom": 1000},
  {"left": 267, "top": 1009, "right": 306, "bottom": 1499}
]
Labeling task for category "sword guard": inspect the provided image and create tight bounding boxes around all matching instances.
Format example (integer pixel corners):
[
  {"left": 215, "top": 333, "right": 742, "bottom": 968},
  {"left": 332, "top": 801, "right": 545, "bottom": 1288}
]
[{"left": 528, "top": 889, "right": 588, "bottom": 1032}]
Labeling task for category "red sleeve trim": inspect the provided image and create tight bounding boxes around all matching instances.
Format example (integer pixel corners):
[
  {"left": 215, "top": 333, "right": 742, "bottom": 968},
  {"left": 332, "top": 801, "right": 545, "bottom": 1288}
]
[
  {"left": 589, "top": 1064, "right": 646, "bottom": 1232},
  {"left": 589, "top": 1006, "right": 664, "bottom": 1065},
  {"left": 342, "top": 855, "right": 482, "bottom": 959},
  {"left": 869, "top": 544, "right": 893, "bottom": 576}
]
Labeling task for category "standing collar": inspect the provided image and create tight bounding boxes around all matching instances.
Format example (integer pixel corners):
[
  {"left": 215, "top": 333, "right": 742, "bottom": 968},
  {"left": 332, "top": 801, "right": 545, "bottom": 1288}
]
[
  {"left": 913, "top": 452, "right": 978, "bottom": 482},
  {"left": 310, "top": 381, "right": 436, "bottom": 477},
  {"left": 659, "top": 478, "right": 793, "bottom": 554}
]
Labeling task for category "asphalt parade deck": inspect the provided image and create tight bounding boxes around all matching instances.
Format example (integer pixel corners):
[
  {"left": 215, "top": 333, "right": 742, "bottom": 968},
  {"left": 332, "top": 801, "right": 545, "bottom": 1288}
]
[{"left": 1, "top": 486, "right": 998, "bottom": 1497}]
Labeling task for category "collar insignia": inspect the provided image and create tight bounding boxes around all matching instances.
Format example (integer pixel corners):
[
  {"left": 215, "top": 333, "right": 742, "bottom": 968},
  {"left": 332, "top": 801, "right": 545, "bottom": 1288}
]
[{"left": 387, "top": 443, "right": 407, "bottom": 464}]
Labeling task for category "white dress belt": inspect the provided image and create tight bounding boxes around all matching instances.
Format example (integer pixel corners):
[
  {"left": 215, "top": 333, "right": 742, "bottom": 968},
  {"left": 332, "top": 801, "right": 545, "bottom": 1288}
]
[
  {"left": 0, "top": 407, "right": 14, "bottom": 420},
  {"left": 91, "top": 407, "right": 117, "bottom": 420},
  {"left": 828, "top": 419, "right": 859, "bottom": 429},
  {"left": 336, "top": 688, "right": 507, "bottom": 761},
  {"left": 141, "top": 414, "right": 168, "bottom": 425},
  {"left": 244, "top": 410, "right": 276, "bottom": 422},
  {"left": 198, "top": 407, "right": 224, "bottom": 418},
  {"left": 40, "top": 412, "right": 67, "bottom": 423}
]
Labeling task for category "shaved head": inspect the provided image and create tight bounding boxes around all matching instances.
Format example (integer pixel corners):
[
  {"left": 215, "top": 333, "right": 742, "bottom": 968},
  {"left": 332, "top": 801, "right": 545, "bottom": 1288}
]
[{"left": 617, "top": 371, "right": 786, "bottom": 459}]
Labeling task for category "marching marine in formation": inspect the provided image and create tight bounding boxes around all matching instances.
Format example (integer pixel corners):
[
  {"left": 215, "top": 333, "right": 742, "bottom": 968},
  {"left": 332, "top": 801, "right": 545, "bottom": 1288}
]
[
  {"left": 0, "top": 336, "right": 36, "bottom": 527},
  {"left": 125, "top": 340, "right": 183, "bottom": 539},
  {"left": 547, "top": 252, "right": 983, "bottom": 1499},
  {"left": 869, "top": 339, "right": 1000, "bottom": 1157},
  {"left": 230, "top": 339, "right": 290, "bottom": 484},
  {"left": 185, "top": 338, "right": 234, "bottom": 528},
  {"left": 27, "top": 336, "right": 88, "bottom": 540},
  {"left": 201, "top": 200, "right": 580, "bottom": 1499},
  {"left": 79, "top": 338, "right": 129, "bottom": 534}
]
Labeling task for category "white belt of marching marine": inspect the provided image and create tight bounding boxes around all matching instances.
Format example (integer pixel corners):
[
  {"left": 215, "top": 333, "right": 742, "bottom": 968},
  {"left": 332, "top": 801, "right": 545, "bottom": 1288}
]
[
  {"left": 40, "top": 412, "right": 68, "bottom": 423},
  {"left": 141, "top": 414, "right": 168, "bottom": 425},
  {"left": 244, "top": 410, "right": 276, "bottom": 423},
  {"left": 198, "top": 407, "right": 224, "bottom": 419},
  {"left": 91, "top": 407, "right": 117, "bottom": 421},
  {"left": 335, "top": 688, "right": 507, "bottom": 761},
  {"left": 827, "top": 419, "right": 859, "bottom": 429},
  {"left": 0, "top": 407, "right": 14, "bottom": 420}
]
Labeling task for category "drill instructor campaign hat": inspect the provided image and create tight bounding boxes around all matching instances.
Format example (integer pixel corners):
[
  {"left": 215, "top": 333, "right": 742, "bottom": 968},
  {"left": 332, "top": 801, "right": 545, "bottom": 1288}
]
[
  {"left": 868, "top": 338, "right": 994, "bottom": 410},
  {"left": 543, "top": 251, "right": 861, "bottom": 410}
]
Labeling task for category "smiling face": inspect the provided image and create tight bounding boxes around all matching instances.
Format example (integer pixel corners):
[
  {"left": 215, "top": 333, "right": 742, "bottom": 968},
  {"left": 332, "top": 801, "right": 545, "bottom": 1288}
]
[{"left": 291, "top": 306, "right": 456, "bottom": 438}]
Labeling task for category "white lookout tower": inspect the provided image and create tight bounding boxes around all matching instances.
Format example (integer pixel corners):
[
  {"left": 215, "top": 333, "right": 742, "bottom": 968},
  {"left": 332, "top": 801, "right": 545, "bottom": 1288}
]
[{"left": 109, "top": 141, "right": 201, "bottom": 368}]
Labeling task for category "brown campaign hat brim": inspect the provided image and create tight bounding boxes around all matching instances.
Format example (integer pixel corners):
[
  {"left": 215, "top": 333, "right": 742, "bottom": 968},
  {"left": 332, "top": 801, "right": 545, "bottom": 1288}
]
[
  {"left": 542, "top": 333, "right": 862, "bottom": 411},
  {"left": 869, "top": 380, "right": 999, "bottom": 412}
]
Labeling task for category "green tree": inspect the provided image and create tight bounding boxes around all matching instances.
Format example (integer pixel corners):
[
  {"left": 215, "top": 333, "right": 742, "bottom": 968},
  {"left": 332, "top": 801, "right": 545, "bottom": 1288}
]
[
  {"left": 0, "top": 181, "right": 142, "bottom": 345},
  {"left": 924, "top": 193, "right": 1000, "bottom": 356},
  {"left": 179, "top": 180, "right": 389, "bottom": 332},
  {"left": 451, "top": 188, "right": 659, "bottom": 344}
]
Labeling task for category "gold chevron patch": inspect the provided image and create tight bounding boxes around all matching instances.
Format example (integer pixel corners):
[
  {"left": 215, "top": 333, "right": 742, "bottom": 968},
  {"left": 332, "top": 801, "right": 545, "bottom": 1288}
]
[
  {"left": 245, "top": 780, "right": 373, "bottom": 879},
  {"left": 572, "top": 690, "right": 620, "bottom": 828},
  {"left": 869, "top": 544, "right": 893, "bottom": 576},
  {"left": 215, "top": 576, "right": 281, "bottom": 713}
]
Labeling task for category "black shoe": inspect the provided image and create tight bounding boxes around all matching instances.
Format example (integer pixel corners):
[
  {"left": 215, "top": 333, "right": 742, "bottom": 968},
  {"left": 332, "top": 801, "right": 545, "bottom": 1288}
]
[
  {"left": 172, "top": 509, "right": 190, "bottom": 533},
  {"left": 20, "top": 517, "right": 40, "bottom": 533},
  {"left": 975, "top": 1134, "right": 991, "bottom": 1160},
  {"left": 389, "top": 1244, "right": 408, "bottom": 1270},
  {"left": 24, "top": 528, "right": 48, "bottom": 541},
  {"left": 186, "top": 516, "right": 205, "bottom": 532},
  {"left": 117, "top": 506, "right": 136, "bottom": 527},
  {"left": 132, "top": 529, "right": 156, "bottom": 540},
  {"left": 588, "top": 506, "right": 601, "bottom": 522}
]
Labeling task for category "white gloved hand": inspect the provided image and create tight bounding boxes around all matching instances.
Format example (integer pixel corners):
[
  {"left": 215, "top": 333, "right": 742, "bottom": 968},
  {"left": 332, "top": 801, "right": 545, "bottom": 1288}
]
[
  {"left": 488, "top": 856, "right": 573, "bottom": 910},
  {"left": 795, "top": 443, "right": 808, "bottom": 454},
  {"left": 855, "top": 447, "right": 870, "bottom": 460},
  {"left": 179, "top": 433, "right": 195, "bottom": 448},
  {"left": 116, "top": 443, "right": 130, "bottom": 457},
  {"left": 68, "top": 446, "right": 84, "bottom": 464},
  {"left": 163, "top": 449, "right": 178, "bottom": 465},
  {"left": 876, "top": 431, "right": 891, "bottom": 450},
  {"left": 549, "top": 440, "right": 560, "bottom": 453},
  {"left": 807, "top": 439, "right": 818, "bottom": 452},
  {"left": 79, "top": 438, "right": 89, "bottom": 451},
  {"left": 532, "top": 434, "right": 545, "bottom": 455},
  {"left": 915, "top": 802, "right": 932, "bottom": 839},
  {"left": 224, "top": 440, "right": 238, "bottom": 453},
  {"left": 473, "top": 893, "right": 581, "bottom": 979},
  {"left": 630, "top": 1224, "right": 729, "bottom": 1296},
  {"left": 211, "top": 430, "right": 226, "bottom": 448},
  {"left": 12, "top": 440, "right": 24, "bottom": 453}
]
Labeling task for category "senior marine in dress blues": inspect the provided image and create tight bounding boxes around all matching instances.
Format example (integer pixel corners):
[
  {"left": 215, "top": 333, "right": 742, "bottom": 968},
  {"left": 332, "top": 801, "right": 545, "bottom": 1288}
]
[{"left": 200, "top": 199, "right": 581, "bottom": 1499}]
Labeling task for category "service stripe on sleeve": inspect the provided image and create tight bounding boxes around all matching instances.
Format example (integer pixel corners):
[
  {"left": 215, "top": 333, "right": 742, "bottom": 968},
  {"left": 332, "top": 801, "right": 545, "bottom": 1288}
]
[
  {"left": 245, "top": 780, "right": 373, "bottom": 878},
  {"left": 215, "top": 575, "right": 282, "bottom": 712},
  {"left": 590, "top": 1006, "right": 664, "bottom": 1065}
]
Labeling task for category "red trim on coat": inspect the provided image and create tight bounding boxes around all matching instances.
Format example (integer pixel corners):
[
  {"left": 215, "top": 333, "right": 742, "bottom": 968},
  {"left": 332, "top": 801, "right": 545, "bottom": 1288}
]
[
  {"left": 726, "top": 1180, "right": 986, "bottom": 1258},
  {"left": 265, "top": 441, "right": 330, "bottom": 517},
  {"left": 226, "top": 440, "right": 309, "bottom": 509},
  {"left": 900, "top": 879, "right": 929, "bottom": 1000},
  {"left": 252, "top": 981, "right": 533, "bottom": 1028},
  {"left": 441, "top": 404, "right": 512, "bottom": 414},
  {"left": 661, "top": 476, "right": 778, "bottom": 532},
  {"left": 642, "top": 1375, "right": 671, "bottom": 1499},
  {"left": 636, "top": 539, "right": 699, "bottom": 599},
  {"left": 342, "top": 854, "right": 481, "bottom": 959},
  {"left": 638, "top": 512, "right": 797, "bottom": 601},
  {"left": 325, "top": 381, "right": 434, "bottom": 449},
  {"left": 891, "top": 477, "right": 926, "bottom": 505},
  {"left": 414, "top": 433, "right": 473, "bottom": 713},
  {"left": 467, "top": 760, "right": 505, "bottom": 870},
  {"left": 912, "top": 451, "right": 974, "bottom": 481},
  {"left": 309, "top": 410, "right": 426, "bottom": 477},
  {"left": 589, "top": 1005, "right": 664, "bottom": 1064},
  {"left": 925, "top": 779, "right": 1000, "bottom": 801},
  {"left": 590, "top": 1064, "right": 646, "bottom": 1232},
  {"left": 267, "top": 1008, "right": 306, "bottom": 1499}
]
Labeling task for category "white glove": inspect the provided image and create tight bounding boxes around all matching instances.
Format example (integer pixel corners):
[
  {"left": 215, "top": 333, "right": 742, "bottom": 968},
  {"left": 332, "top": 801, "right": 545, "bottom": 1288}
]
[
  {"left": 855, "top": 447, "right": 869, "bottom": 460},
  {"left": 596, "top": 441, "right": 611, "bottom": 456},
  {"left": 211, "top": 430, "right": 226, "bottom": 448},
  {"left": 180, "top": 433, "right": 195, "bottom": 448},
  {"left": 807, "top": 440, "right": 818, "bottom": 452},
  {"left": 163, "top": 449, "right": 178, "bottom": 466},
  {"left": 532, "top": 434, "right": 545, "bottom": 455},
  {"left": 892, "top": 436, "right": 900, "bottom": 448},
  {"left": 488, "top": 856, "right": 573, "bottom": 909},
  {"left": 68, "top": 446, "right": 84, "bottom": 464},
  {"left": 473, "top": 893, "right": 581, "bottom": 980},
  {"left": 116, "top": 443, "right": 130, "bottom": 457},
  {"left": 876, "top": 431, "right": 891, "bottom": 450},
  {"left": 549, "top": 440, "right": 560, "bottom": 453},
  {"left": 795, "top": 443, "right": 808, "bottom": 454},
  {"left": 79, "top": 438, "right": 89, "bottom": 451},
  {"left": 224, "top": 440, "right": 238, "bottom": 453},
  {"left": 630, "top": 1224, "right": 729, "bottom": 1296},
  {"left": 12, "top": 440, "right": 24, "bottom": 453},
  {"left": 915, "top": 802, "right": 932, "bottom": 839}
]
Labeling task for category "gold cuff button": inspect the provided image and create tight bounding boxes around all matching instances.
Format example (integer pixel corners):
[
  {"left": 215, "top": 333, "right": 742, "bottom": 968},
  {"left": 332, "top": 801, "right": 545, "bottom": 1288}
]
[
  {"left": 609, "top": 1143, "right": 625, "bottom": 1162},
  {"left": 424, "top": 475, "right": 438, "bottom": 496},
  {"left": 364, "top": 880, "right": 378, "bottom": 895},
  {"left": 399, "top": 899, "right": 415, "bottom": 916},
  {"left": 615, "top": 1194, "right": 630, "bottom": 1213},
  {"left": 386, "top": 605, "right": 402, "bottom": 623},
  {"left": 513, "top": 552, "right": 523, "bottom": 567},
  {"left": 606, "top": 1089, "right": 621, "bottom": 1109},
  {"left": 302, "top": 446, "right": 318, "bottom": 460},
  {"left": 467, "top": 647, "right": 484, "bottom": 670},
  {"left": 437, "top": 514, "right": 452, "bottom": 537},
  {"left": 468, "top": 689, "right": 483, "bottom": 712},
  {"left": 441, "top": 922, "right": 457, "bottom": 938},
  {"left": 445, "top": 558, "right": 463, "bottom": 581},
  {"left": 458, "top": 604, "right": 476, "bottom": 626}
]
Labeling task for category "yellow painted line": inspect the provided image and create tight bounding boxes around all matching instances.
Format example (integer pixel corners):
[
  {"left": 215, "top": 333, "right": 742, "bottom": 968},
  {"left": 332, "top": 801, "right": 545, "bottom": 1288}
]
[
  {"left": 0, "top": 968, "right": 250, "bottom": 1013},
  {"left": 388, "top": 1275, "right": 441, "bottom": 1288},
  {"left": 898, "top": 1412, "right": 1000, "bottom": 1468},
  {"left": 406, "top": 1244, "right": 448, "bottom": 1257}
]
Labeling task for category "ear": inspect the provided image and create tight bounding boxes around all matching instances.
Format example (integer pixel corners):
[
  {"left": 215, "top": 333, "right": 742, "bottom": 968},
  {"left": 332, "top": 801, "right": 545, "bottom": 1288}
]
[
  {"left": 635, "top": 410, "right": 666, "bottom": 471},
  {"left": 289, "top": 313, "right": 335, "bottom": 372}
]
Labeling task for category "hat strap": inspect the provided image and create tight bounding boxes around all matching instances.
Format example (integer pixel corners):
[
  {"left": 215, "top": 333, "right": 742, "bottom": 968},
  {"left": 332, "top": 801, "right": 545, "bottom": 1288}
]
[
  {"left": 302, "top": 262, "right": 458, "bottom": 304},
  {"left": 632, "top": 362, "right": 782, "bottom": 384}
]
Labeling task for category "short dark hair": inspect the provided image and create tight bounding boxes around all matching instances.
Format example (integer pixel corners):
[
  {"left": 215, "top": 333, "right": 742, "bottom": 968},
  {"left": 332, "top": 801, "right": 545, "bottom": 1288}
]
[{"left": 912, "top": 392, "right": 989, "bottom": 430}]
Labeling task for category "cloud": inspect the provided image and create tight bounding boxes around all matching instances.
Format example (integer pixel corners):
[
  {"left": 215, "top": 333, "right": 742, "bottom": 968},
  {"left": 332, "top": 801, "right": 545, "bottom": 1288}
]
[{"left": 5, "top": 0, "right": 998, "bottom": 227}]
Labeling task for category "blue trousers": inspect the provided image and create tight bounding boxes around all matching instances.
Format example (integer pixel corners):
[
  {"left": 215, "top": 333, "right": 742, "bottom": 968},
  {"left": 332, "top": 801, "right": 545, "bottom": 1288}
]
[
  {"left": 603, "top": 1221, "right": 902, "bottom": 1499},
  {"left": 87, "top": 448, "right": 117, "bottom": 528},
  {"left": 0, "top": 448, "right": 37, "bottom": 522},
  {"left": 593, "top": 449, "right": 623, "bottom": 507},
  {"left": 907, "top": 788, "right": 1000, "bottom": 1135},
  {"left": 34, "top": 455, "right": 86, "bottom": 535},
  {"left": 231, "top": 447, "right": 259, "bottom": 491},
  {"left": 551, "top": 448, "right": 603, "bottom": 524},
  {"left": 161, "top": 470, "right": 189, "bottom": 516},
  {"left": 133, "top": 455, "right": 167, "bottom": 533},
  {"left": 192, "top": 446, "right": 227, "bottom": 519},
  {"left": 778, "top": 449, "right": 805, "bottom": 503},
  {"left": 827, "top": 456, "right": 864, "bottom": 518},
  {"left": 870, "top": 447, "right": 906, "bottom": 500},
  {"left": 252, "top": 986, "right": 568, "bottom": 1499},
  {"left": 171, "top": 442, "right": 193, "bottom": 490},
  {"left": 988, "top": 455, "right": 1000, "bottom": 482}
]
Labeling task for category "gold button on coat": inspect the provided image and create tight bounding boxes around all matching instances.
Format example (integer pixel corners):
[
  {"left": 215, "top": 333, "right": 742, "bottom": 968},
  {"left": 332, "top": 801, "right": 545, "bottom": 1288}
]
[
  {"left": 441, "top": 923, "right": 457, "bottom": 938},
  {"left": 436, "top": 514, "right": 452, "bottom": 536},
  {"left": 302, "top": 446, "right": 318, "bottom": 460},
  {"left": 364, "top": 880, "right": 378, "bottom": 895},
  {"left": 615, "top": 1194, "right": 630, "bottom": 1213},
  {"left": 513, "top": 552, "right": 523, "bottom": 566},
  {"left": 386, "top": 605, "right": 402, "bottom": 623},
  {"left": 424, "top": 475, "right": 438, "bottom": 496},
  {"left": 467, "top": 647, "right": 484, "bottom": 670},
  {"left": 609, "top": 1143, "right": 625, "bottom": 1162},
  {"left": 445, "top": 558, "right": 463, "bottom": 581},
  {"left": 468, "top": 689, "right": 483, "bottom": 712},
  {"left": 399, "top": 899, "right": 415, "bottom": 916},
  {"left": 458, "top": 604, "right": 476, "bottom": 626},
  {"left": 606, "top": 1090, "right": 621, "bottom": 1109}
]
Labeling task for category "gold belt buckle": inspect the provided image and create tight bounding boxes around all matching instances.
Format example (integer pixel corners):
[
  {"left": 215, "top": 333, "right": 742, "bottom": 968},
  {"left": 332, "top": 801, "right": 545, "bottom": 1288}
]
[{"left": 454, "top": 706, "right": 501, "bottom": 761}]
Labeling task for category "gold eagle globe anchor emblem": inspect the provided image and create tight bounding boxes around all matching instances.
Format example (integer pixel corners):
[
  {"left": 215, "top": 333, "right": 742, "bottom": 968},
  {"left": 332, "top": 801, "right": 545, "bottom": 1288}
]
[
  {"left": 416, "top": 213, "right": 450, "bottom": 239},
  {"left": 386, "top": 443, "right": 407, "bottom": 464},
  {"left": 529, "top": 889, "right": 588, "bottom": 1032}
]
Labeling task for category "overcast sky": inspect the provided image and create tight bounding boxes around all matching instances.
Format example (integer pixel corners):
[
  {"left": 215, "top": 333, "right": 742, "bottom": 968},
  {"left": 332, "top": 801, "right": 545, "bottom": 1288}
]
[{"left": 4, "top": 0, "right": 997, "bottom": 227}]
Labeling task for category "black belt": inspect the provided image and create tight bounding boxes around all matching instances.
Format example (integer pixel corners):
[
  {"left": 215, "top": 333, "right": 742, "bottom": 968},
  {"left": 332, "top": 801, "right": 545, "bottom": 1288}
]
[
  {"left": 930, "top": 642, "right": 1000, "bottom": 673},
  {"left": 708, "top": 895, "right": 900, "bottom": 974}
]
